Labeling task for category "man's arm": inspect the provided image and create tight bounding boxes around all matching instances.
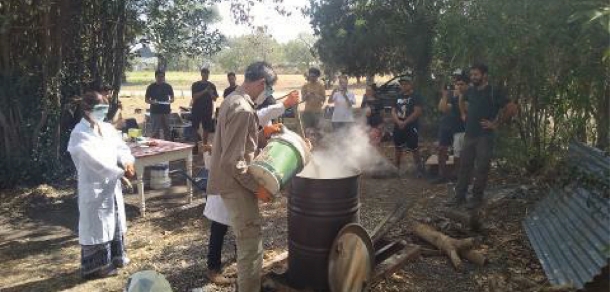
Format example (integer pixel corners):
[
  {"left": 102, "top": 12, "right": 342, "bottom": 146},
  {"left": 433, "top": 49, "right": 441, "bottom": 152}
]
[
  {"left": 145, "top": 85, "right": 153, "bottom": 104},
  {"left": 404, "top": 106, "right": 423, "bottom": 125},
  {"left": 438, "top": 90, "right": 451, "bottom": 113},
  {"left": 169, "top": 85, "right": 175, "bottom": 103},
  {"left": 459, "top": 94, "right": 468, "bottom": 122}
]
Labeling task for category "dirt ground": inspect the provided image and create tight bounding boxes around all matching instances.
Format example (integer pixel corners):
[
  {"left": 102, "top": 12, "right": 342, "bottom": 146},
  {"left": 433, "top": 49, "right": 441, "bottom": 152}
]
[
  {"left": 0, "top": 84, "right": 556, "bottom": 291},
  {"left": 0, "top": 138, "right": 555, "bottom": 292}
]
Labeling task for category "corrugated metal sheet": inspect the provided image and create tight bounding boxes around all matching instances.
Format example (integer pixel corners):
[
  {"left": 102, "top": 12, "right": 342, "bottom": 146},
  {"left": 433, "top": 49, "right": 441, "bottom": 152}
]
[
  {"left": 523, "top": 142, "right": 610, "bottom": 289},
  {"left": 567, "top": 142, "right": 610, "bottom": 187}
]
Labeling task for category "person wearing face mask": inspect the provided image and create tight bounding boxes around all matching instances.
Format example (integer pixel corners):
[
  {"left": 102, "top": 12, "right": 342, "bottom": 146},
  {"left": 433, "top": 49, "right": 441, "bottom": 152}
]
[
  {"left": 201, "top": 90, "right": 299, "bottom": 286},
  {"left": 206, "top": 61, "right": 284, "bottom": 292},
  {"left": 67, "top": 91, "right": 136, "bottom": 280}
]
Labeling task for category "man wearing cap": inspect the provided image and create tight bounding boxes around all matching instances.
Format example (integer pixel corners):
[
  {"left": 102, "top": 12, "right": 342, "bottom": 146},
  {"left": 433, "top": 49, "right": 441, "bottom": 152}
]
[
  {"left": 449, "top": 63, "right": 517, "bottom": 208},
  {"left": 392, "top": 76, "right": 425, "bottom": 176},
  {"left": 206, "top": 61, "right": 282, "bottom": 292},
  {"left": 301, "top": 67, "right": 326, "bottom": 131}
]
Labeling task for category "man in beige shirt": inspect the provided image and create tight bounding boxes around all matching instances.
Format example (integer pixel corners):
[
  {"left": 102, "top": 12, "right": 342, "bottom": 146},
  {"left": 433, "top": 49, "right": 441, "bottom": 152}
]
[
  {"left": 301, "top": 67, "right": 326, "bottom": 130},
  {"left": 206, "top": 61, "right": 278, "bottom": 292}
]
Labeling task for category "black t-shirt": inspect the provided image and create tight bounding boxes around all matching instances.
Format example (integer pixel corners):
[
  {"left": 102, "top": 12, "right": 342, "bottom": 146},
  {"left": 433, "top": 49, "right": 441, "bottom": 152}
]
[
  {"left": 361, "top": 96, "right": 383, "bottom": 127},
  {"left": 440, "top": 94, "right": 465, "bottom": 133},
  {"left": 191, "top": 81, "right": 218, "bottom": 112},
  {"left": 223, "top": 85, "right": 238, "bottom": 98},
  {"left": 145, "top": 83, "right": 174, "bottom": 114},
  {"left": 394, "top": 92, "right": 423, "bottom": 130},
  {"left": 464, "top": 85, "right": 507, "bottom": 136}
]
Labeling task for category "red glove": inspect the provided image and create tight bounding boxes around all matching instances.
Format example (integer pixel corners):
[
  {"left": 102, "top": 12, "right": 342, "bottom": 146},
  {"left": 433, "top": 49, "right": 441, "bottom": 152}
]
[
  {"left": 282, "top": 90, "right": 300, "bottom": 108},
  {"left": 263, "top": 123, "right": 283, "bottom": 139},
  {"left": 256, "top": 185, "right": 273, "bottom": 202}
]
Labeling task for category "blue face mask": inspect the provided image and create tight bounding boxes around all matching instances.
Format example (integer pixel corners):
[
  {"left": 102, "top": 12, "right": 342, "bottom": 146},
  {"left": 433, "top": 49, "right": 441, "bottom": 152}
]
[{"left": 90, "top": 104, "right": 109, "bottom": 122}]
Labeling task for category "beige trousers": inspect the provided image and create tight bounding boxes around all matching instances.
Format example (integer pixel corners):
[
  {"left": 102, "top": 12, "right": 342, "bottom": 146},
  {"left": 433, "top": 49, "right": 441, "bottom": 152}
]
[{"left": 222, "top": 188, "right": 263, "bottom": 292}]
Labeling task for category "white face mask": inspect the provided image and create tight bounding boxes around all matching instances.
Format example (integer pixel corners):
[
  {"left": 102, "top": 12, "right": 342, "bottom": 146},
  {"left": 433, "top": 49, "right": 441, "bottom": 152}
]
[
  {"left": 90, "top": 104, "right": 109, "bottom": 122},
  {"left": 255, "top": 84, "right": 274, "bottom": 105}
]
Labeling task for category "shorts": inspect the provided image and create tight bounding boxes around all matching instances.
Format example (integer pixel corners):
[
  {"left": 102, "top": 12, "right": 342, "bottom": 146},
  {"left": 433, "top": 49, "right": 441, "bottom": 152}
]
[
  {"left": 393, "top": 127, "right": 419, "bottom": 151},
  {"left": 438, "top": 127, "right": 453, "bottom": 147},
  {"left": 453, "top": 132, "right": 465, "bottom": 158},
  {"left": 191, "top": 109, "right": 214, "bottom": 133},
  {"left": 301, "top": 111, "right": 321, "bottom": 129}
]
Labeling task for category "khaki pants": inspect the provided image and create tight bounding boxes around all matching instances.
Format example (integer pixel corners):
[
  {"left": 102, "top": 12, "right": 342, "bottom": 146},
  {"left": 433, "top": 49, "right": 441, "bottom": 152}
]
[
  {"left": 221, "top": 189, "right": 262, "bottom": 292},
  {"left": 455, "top": 134, "right": 495, "bottom": 201}
]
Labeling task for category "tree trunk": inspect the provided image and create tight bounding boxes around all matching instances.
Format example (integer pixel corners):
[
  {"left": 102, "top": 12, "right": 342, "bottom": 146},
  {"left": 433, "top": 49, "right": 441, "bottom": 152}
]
[{"left": 595, "top": 85, "right": 609, "bottom": 150}]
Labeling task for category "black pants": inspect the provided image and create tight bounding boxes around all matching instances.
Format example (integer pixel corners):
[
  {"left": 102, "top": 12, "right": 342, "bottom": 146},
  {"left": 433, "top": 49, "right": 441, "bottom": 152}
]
[
  {"left": 455, "top": 134, "right": 495, "bottom": 200},
  {"left": 207, "top": 220, "right": 229, "bottom": 271}
]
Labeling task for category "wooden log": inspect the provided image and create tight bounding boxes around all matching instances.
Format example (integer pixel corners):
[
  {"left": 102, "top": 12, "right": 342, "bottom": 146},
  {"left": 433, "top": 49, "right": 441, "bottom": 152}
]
[
  {"left": 459, "top": 249, "right": 487, "bottom": 266},
  {"left": 372, "top": 244, "right": 421, "bottom": 282},
  {"left": 412, "top": 223, "right": 477, "bottom": 270}
]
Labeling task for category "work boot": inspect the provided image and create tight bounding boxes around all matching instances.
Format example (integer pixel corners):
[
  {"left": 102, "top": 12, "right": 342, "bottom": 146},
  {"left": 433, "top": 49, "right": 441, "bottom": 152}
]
[{"left": 206, "top": 269, "right": 234, "bottom": 285}]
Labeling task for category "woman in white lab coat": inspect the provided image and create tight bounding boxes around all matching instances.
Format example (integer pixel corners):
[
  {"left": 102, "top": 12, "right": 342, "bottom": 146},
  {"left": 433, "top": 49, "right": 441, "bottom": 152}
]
[
  {"left": 202, "top": 90, "right": 299, "bottom": 284},
  {"left": 67, "top": 91, "right": 135, "bottom": 279}
]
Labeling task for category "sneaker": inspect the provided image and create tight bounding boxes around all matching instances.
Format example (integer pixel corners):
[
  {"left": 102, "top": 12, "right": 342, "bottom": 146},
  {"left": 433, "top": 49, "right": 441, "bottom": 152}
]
[{"left": 206, "top": 269, "right": 234, "bottom": 285}]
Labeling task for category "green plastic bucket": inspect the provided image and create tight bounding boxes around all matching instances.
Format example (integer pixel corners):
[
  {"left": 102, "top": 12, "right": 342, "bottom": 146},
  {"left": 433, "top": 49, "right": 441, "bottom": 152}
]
[{"left": 249, "top": 129, "right": 311, "bottom": 195}]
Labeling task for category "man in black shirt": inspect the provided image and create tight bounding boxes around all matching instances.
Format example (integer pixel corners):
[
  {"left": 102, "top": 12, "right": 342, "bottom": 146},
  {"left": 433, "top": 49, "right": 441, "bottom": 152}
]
[
  {"left": 191, "top": 68, "right": 219, "bottom": 145},
  {"left": 223, "top": 72, "right": 238, "bottom": 98},
  {"left": 145, "top": 70, "right": 174, "bottom": 140},
  {"left": 433, "top": 72, "right": 469, "bottom": 184},
  {"left": 392, "top": 76, "right": 425, "bottom": 177},
  {"left": 449, "top": 63, "right": 517, "bottom": 208}
]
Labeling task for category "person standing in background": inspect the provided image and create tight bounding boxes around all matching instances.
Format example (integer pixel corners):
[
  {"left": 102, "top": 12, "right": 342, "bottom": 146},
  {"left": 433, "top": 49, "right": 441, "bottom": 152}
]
[
  {"left": 329, "top": 75, "right": 356, "bottom": 131},
  {"left": 392, "top": 76, "right": 424, "bottom": 177},
  {"left": 301, "top": 68, "right": 326, "bottom": 132},
  {"left": 191, "top": 68, "right": 219, "bottom": 145},
  {"left": 361, "top": 83, "right": 384, "bottom": 147},
  {"left": 145, "top": 70, "right": 174, "bottom": 140},
  {"left": 449, "top": 63, "right": 518, "bottom": 208},
  {"left": 223, "top": 72, "right": 238, "bottom": 98},
  {"left": 432, "top": 70, "right": 468, "bottom": 184}
]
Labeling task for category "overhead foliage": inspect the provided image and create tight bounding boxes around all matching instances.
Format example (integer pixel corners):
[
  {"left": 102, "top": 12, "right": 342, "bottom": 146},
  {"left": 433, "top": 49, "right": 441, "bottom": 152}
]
[{"left": 0, "top": 0, "right": 287, "bottom": 188}]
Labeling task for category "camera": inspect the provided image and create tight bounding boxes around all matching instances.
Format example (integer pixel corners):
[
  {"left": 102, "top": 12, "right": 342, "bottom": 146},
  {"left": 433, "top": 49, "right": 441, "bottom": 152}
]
[{"left": 445, "top": 84, "right": 455, "bottom": 91}]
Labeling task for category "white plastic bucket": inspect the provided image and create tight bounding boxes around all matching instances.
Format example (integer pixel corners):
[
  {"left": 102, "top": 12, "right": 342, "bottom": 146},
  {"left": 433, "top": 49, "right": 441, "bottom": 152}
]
[{"left": 150, "top": 162, "right": 171, "bottom": 189}]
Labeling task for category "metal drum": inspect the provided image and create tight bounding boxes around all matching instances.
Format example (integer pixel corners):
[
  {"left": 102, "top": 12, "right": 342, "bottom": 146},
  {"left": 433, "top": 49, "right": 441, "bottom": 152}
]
[
  {"left": 287, "top": 172, "right": 361, "bottom": 290},
  {"left": 248, "top": 129, "right": 311, "bottom": 195}
]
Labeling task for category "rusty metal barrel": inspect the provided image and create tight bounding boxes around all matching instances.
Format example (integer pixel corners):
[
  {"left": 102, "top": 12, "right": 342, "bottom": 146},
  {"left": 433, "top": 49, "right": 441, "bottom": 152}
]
[{"left": 287, "top": 172, "right": 361, "bottom": 291}]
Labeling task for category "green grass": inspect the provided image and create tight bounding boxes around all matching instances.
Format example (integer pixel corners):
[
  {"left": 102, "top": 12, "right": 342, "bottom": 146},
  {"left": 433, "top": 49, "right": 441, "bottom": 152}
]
[{"left": 124, "top": 71, "right": 202, "bottom": 87}]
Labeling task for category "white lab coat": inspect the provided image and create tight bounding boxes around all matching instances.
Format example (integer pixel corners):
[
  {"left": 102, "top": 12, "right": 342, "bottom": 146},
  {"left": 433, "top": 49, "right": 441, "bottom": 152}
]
[
  {"left": 68, "top": 119, "right": 135, "bottom": 245},
  {"left": 203, "top": 103, "right": 286, "bottom": 226}
]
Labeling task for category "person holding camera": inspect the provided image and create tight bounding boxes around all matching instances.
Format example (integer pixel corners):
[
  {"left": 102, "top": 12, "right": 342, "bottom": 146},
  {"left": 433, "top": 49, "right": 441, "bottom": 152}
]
[
  {"left": 433, "top": 71, "right": 470, "bottom": 183},
  {"left": 329, "top": 75, "right": 356, "bottom": 131}
]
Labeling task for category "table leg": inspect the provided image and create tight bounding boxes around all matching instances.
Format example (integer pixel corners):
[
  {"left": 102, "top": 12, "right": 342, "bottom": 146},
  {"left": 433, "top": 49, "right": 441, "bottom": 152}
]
[
  {"left": 135, "top": 164, "right": 146, "bottom": 217},
  {"left": 186, "top": 151, "right": 193, "bottom": 204}
]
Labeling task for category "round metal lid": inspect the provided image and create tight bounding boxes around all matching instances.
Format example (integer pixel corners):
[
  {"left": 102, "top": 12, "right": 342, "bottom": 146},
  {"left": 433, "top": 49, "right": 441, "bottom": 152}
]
[{"left": 328, "top": 223, "right": 375, "bottom": 292}]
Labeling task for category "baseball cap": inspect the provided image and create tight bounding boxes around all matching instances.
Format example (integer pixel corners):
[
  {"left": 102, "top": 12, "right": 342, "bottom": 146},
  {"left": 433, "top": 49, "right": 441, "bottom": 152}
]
[{"left": 452, "top": 68, "right": 464, "bottom": 76}]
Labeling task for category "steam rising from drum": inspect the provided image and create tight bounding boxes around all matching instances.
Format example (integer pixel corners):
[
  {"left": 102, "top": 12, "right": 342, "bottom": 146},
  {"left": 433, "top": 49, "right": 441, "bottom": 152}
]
[{"left": 298, "top": 125, "right": 396, "bottom": 179}]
